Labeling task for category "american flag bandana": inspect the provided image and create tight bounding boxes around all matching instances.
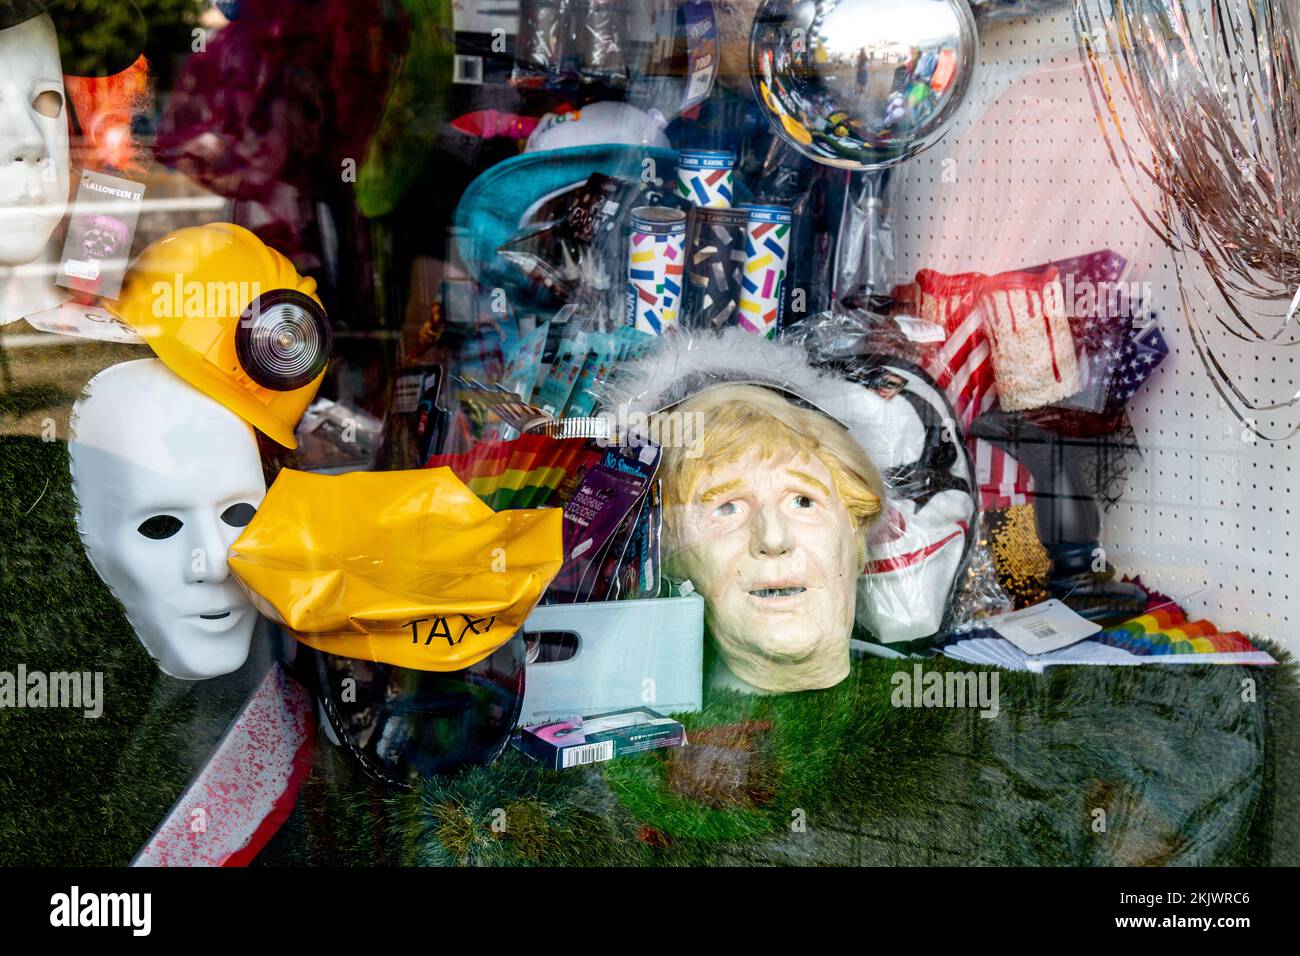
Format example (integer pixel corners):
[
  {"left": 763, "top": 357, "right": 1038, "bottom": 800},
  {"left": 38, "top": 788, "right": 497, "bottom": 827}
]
[{"left": 1108, "top": 312, "right": 1169, "bottom": 407}]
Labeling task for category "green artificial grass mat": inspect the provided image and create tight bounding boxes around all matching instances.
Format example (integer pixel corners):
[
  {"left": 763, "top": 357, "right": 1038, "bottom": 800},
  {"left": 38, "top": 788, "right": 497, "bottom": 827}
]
[
  {"left": 4, "top": 429, "right": 1296, "bottom": 867},
  {"left": 260, "top": 643, "right": 1299, "bottom": 866},
  {"left": 0, "top": 436, "right": 264, "bottom": 865}
]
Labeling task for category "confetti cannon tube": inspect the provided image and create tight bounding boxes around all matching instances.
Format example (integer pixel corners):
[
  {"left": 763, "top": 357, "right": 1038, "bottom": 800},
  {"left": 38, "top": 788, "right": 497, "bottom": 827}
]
[
  {"left": 626, "top": 206, "right": 688, "bottom": 336},
  {"left": 684, "top": 206, "right": 750, "bottom": 329},
  {"left": 676, "top": 149, "right": 737, "bottom": 208},
  {"left": 737, "top": 204, "right": 792, "bottom": 337}
]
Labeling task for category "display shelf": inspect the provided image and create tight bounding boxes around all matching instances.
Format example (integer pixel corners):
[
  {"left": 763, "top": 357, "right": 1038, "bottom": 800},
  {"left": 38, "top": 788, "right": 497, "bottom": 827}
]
[{"left": 892, "top": 8, "right": 1297, "bottom": 648}]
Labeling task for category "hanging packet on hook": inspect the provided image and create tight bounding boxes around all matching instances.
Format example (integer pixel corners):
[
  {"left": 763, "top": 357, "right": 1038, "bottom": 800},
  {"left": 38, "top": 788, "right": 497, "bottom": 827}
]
[
  {"left": 512, "top": 0, "right": 569, "bottom": 88},
  {"left": 576, "top": 0, "right": 629, "bottom": 87},
  {"left": 56, "top": 172, "right": 146, "bottom": 301},
  {"left": 637, "top": 0, "right": 719, "bottom": 115},
  {"left": 680, "top": 1, "right": 720, "bottom": 113}
]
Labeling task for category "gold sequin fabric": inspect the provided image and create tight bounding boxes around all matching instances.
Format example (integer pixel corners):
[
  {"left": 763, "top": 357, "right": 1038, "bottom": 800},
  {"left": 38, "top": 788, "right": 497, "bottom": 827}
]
[{"left": 986, "top": 504, "right": 1051, "bottom": 608}]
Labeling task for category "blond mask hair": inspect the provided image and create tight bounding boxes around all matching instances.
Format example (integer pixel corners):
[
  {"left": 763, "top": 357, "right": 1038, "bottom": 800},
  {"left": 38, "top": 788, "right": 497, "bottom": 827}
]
[{"left": 655, "top": 385, "right": 885, "bottom": 562}]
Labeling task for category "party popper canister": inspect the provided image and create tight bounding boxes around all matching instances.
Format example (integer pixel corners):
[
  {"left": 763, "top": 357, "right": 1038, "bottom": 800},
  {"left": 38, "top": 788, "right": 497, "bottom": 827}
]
[
  {"left": 684, "top": 206, "right": 750, "bottom": 329},
  {"left": 676, "top": 149, "right": 737, "bottom": 208},
  {"left": 737, "top": 203, "right": 792, "bottom": 337},
  {"left": 626, "top": 206, "right": 687, "bottom": 336}
]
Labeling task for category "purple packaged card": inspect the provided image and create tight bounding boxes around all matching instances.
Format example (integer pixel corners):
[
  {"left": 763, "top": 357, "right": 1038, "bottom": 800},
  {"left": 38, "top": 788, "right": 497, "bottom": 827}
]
[
  {"left": 56, "top": 171, "right": 145, "bottom": 301},
  {"left": 550, "top": 441, "right": 661, "bottom": 602}
]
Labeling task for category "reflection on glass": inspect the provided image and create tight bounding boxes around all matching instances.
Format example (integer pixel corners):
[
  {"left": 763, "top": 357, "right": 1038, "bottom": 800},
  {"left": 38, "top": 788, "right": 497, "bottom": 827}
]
[
  {"left": 315, "top": 632, "right": 526, "bottom": 786},
  {"left": 751, "top": 0, "right": 978, "bottom": 170}
]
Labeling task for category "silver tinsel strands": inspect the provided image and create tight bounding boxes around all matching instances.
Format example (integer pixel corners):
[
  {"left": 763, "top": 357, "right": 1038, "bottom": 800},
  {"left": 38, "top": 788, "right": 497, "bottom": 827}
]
[{"left": 1076, "top": 0, "right": 1300, "bottom": 438}]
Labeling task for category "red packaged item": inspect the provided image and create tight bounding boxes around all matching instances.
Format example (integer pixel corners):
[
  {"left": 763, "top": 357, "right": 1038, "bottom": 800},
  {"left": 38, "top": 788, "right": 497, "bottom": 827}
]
[{"left": 977, "top": 267, "right": 1082, "bottom": 412}]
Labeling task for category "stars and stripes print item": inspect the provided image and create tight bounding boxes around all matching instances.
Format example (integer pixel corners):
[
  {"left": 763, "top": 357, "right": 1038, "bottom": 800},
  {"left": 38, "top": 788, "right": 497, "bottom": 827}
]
[
  {"left": 1107, "top": 313, "right": 1168, "bottom": 406},
  {"left": 910, "top": 269, "right": 1025, "bottom": 508},
  {"left": 903, "top": 251, "right": 1147, "bottom": 510}
]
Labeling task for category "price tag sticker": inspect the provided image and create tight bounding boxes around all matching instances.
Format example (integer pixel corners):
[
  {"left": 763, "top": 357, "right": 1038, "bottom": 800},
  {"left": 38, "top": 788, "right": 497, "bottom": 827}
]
[{"left": 989, "top": 599, "right": 1102, "bottom": 655}]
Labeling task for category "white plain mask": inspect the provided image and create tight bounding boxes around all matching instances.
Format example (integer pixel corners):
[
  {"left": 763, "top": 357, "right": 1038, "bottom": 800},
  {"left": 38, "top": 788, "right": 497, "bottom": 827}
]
[
  {"left": 69, "top": 360, "right": 267, "bottom": 680},
  {"left": 0, "top": 14, "right": 70, "bottom": 268}
]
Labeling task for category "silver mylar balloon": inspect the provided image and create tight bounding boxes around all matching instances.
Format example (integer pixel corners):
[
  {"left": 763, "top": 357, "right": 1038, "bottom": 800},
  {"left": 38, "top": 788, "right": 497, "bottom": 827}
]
[{"left": 750, "top": 0, "right": 979, "bottom": 170}]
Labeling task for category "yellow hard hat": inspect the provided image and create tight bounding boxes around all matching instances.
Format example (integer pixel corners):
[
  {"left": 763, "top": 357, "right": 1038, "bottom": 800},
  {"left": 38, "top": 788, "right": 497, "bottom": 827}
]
[
  {"left": 229, "top": 468, "right": 564, "bottom": 673},
  {"left": 109, "top": 222, "right": 331, "bottom": 448}
]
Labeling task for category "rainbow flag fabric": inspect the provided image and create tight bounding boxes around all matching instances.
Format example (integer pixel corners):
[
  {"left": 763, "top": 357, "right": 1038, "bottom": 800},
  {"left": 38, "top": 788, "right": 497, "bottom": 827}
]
[
  {"left": 1093, "top": 606, "right": 1255, "bottom": 656},
  {"left": 427, "top": 435, "right": 597, "bottom": 512}
]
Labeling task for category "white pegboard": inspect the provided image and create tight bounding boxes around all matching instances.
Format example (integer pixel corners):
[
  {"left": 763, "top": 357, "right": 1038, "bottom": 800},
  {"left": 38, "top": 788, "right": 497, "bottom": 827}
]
[{"left": 891, "top": 8, "right": 1298, "bottom": 649}]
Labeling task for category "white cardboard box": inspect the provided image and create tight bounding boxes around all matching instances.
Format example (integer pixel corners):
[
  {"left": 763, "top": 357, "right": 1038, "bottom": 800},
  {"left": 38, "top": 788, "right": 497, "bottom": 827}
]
[{"left": 519, "top": 593, "right": 704, "bottom": 726}]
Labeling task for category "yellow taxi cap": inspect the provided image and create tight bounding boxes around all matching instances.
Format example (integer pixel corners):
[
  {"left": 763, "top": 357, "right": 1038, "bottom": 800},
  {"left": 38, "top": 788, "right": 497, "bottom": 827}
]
[{"left": 229, "top": 467, "right": 564, "bottom": 672}]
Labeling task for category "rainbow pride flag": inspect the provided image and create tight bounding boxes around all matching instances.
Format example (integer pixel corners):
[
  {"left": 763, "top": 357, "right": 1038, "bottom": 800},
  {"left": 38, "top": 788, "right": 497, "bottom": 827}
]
[
  {"left": 427, "top": 435, "right": 598, "bottom": 512},
  {"left": 1093, "top": 606, "right": 1255, "bottom": 656}
]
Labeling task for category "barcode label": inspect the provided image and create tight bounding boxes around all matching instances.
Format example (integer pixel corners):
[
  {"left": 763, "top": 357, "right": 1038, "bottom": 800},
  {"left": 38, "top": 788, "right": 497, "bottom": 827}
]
[
  {"left": 893, "top": 314, "right": 947, "bottom": 342},
  {"left": 391, "top": 375, "right": 423, "bottom": 413},
  {"left": 454, "top": 55, "right": 483, "bottom": 85},
  {"left": 561, "top": 740, "right": 614, "bottom": 768},
  {"left": 686, "top": 69, "right": 712, "bottom": 101},
  {"left": 991, "top": 599, "right": 1100, "bottom": 655}
]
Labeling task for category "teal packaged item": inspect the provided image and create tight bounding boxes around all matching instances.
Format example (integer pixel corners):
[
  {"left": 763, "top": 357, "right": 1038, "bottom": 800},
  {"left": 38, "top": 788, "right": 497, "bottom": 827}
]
[
  {"left": 564, "top": 332, "right": 619, "bottom": 418},
  {"left": 533, "top": 330, "right": 589, "bottom": 416},
  {"left": 515, "top": 708, "right": 687, "bottom": 770},
  {"left": 503, "top": 321, "right": 550, "bottom": 403},
  {"left": 614, "top": 325, "right": 658, "bottom": 363},
  {"left": 454, "top": 145, "right": 678, "bottom": 305}
]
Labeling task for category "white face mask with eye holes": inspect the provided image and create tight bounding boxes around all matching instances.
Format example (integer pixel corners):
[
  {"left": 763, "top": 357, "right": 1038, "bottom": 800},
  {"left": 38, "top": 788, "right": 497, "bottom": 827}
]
[
  {"left": 69, "top": 360, "right": 267, "bottom": 680},
  {"left": 0, "top": 14, "right": 70, "bottom": 271}
]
